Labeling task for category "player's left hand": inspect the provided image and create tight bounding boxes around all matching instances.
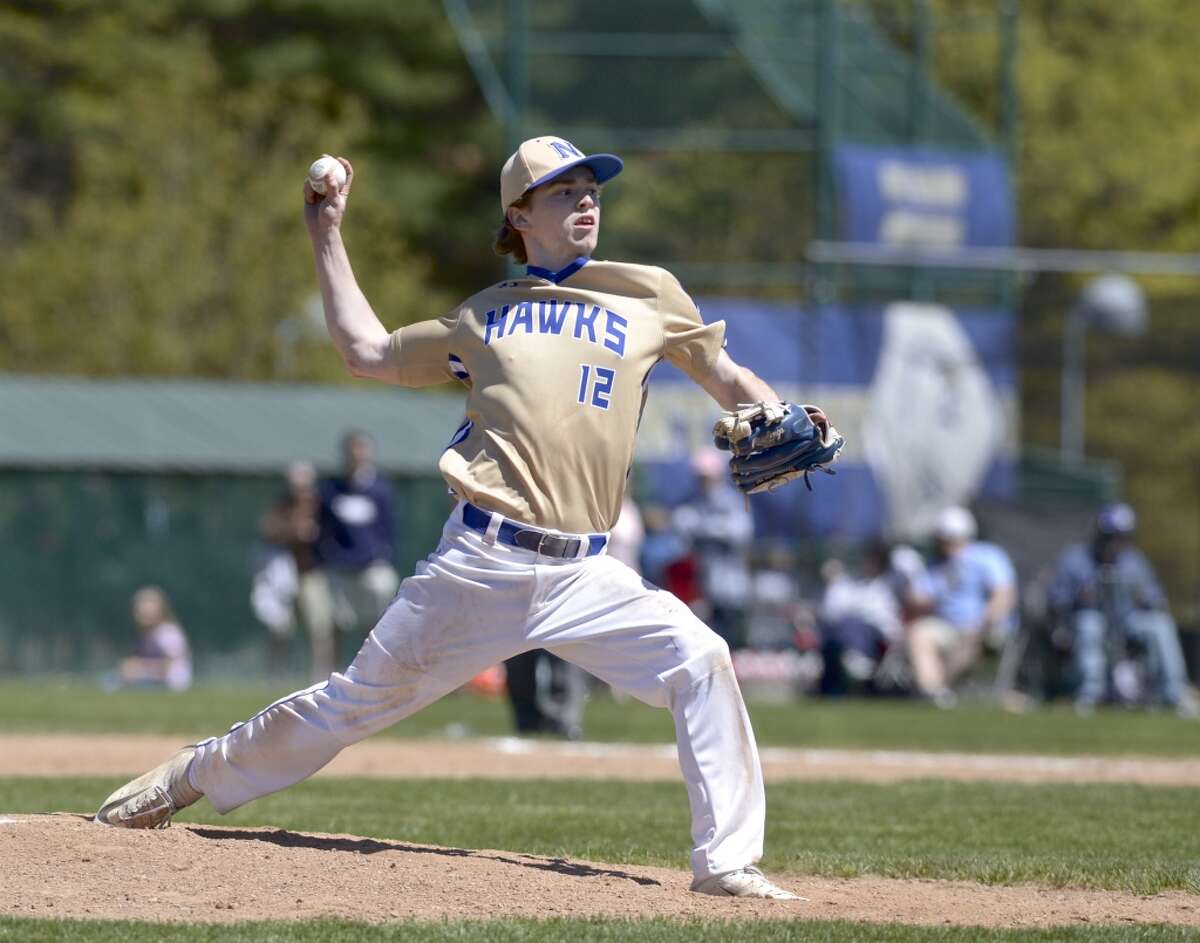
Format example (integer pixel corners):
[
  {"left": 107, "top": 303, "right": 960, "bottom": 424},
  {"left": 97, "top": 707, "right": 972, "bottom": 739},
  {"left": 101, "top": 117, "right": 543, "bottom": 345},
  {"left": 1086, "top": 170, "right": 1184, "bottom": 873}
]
[
  {"left": 712, "top": 401, "right": 845, "bottom": 494},
  {"left": 304, "top": 155, "right": 353, "bottom": 236}
]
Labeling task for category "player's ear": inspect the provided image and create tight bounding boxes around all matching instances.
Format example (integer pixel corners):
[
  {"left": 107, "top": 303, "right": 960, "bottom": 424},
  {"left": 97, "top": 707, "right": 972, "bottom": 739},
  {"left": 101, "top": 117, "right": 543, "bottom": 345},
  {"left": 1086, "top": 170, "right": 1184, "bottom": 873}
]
[{"left": 507, "top": 205, "right": 532, "bottom": 232}]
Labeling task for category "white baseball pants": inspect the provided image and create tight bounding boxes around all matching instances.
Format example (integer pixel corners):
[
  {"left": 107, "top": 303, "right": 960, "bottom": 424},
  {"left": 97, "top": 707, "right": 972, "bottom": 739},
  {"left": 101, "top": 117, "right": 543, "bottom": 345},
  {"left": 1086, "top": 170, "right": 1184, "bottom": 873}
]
[{"left": 190, "top": 505, "right": 767, "bottom": 882}]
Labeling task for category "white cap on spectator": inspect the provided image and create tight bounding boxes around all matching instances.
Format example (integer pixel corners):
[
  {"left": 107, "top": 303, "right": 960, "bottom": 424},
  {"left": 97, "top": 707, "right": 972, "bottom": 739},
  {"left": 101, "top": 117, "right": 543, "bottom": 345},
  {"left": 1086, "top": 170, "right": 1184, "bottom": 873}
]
[{"left": 934, "top": 506, "right": 977, "bottom": 542}]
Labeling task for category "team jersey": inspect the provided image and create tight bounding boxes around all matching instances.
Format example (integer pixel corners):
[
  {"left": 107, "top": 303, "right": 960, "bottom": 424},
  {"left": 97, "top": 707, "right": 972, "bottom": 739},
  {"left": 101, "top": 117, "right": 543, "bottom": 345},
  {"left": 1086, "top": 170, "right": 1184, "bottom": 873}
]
[{"left": 387, "top": 258, "right": 725, "bottom": 534}]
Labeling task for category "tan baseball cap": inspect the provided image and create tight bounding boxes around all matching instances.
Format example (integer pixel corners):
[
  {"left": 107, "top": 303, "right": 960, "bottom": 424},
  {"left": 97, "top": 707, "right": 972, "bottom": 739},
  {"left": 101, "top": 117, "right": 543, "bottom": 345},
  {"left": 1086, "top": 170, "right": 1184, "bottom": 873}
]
[{"left": 500, "top": 136, "right": 623, "bottom": 210}]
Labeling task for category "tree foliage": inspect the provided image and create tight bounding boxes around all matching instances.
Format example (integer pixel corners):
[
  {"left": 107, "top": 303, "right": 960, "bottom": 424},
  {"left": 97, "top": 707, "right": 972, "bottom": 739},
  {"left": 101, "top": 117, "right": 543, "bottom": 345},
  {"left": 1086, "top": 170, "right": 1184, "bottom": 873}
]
[
  {"left": 928, "top": 0, "right": 1200, "bottom": 609},
  {"left": 0, "top": 0, "right": 496, "bottom": 380},
  {"left": 1014, "top": 1, "right": 1199, "bottom": 610}
]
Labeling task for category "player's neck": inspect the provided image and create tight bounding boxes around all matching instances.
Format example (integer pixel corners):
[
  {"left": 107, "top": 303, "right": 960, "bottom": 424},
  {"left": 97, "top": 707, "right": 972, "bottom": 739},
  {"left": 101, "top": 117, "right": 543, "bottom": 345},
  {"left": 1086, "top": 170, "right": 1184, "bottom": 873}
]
[{"left": 524, "top": 244, "right": 589, "bottom": 274}]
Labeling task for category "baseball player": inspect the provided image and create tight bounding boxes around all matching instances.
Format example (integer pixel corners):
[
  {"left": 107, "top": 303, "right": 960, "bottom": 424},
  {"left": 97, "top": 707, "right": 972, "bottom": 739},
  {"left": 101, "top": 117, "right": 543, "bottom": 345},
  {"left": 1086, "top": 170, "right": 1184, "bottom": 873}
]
[{"left": 95, "top": 137, "right": 842, "bottom": 899}]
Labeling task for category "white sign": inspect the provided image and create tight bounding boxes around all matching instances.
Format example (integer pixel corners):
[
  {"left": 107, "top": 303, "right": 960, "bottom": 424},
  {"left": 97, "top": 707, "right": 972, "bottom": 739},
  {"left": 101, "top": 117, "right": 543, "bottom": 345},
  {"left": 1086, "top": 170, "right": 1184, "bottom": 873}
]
[{"left": 863, "top": 302, "right": 1006, "bottom": 539}]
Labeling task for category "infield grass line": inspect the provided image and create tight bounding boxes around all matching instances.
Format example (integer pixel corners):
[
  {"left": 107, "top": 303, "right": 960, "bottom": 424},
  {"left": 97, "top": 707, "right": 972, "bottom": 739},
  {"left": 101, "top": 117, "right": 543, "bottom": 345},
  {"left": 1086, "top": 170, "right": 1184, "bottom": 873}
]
[
  {"left": 3, "top": 680, "right": 1199, "bottom": 756},
  {"left": 4, "top": 776, "right": 1198, "bottom": 894}
]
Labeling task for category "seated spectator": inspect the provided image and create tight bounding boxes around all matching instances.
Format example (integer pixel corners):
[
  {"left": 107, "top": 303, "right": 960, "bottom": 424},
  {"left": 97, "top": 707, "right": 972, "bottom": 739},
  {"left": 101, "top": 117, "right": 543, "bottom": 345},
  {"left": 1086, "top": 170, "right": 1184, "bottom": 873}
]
[
  {"left": 817, "top": 542, "right": 916, "bottom": 696},
  {"left": 118, "top": 586, "right": 192, "bottom": 692},
  {"left": 907, "top": 507, "right": 1016, "bottom": 708},
  {"left": 1049, "top": 503, "right": 1197, "bottom": 718}
]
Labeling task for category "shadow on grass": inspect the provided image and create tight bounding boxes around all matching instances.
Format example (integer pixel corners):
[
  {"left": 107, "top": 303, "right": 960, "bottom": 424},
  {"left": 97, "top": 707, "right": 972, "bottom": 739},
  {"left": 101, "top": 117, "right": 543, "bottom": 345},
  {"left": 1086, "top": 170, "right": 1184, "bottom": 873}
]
[{"left": 188, "top": 825, "right": 662, "bottom": 886}]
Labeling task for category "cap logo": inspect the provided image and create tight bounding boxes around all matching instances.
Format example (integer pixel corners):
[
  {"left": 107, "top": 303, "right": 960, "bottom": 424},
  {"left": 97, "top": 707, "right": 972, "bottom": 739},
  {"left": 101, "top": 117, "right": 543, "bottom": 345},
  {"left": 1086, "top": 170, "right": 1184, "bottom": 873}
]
[{"left": 548, "top": 140, "right": 583, "bottom": 159}]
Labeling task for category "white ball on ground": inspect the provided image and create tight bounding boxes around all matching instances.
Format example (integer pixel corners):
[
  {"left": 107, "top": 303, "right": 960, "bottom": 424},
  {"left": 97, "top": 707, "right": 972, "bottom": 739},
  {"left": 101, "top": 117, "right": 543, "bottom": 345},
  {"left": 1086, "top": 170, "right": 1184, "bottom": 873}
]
[{"left": 307, "top": 156, "right": 347, "bottom": 195}]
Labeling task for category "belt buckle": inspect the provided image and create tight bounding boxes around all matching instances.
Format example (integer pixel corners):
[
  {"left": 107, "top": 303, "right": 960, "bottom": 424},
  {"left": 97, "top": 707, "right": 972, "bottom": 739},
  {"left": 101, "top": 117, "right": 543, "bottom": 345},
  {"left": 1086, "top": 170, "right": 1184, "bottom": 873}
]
[
  {"left": 535, "top": 531, "right": 578, "bottom": 558},
  {"left": 538, "top": 532, "right": 566, "bottom": 557}
]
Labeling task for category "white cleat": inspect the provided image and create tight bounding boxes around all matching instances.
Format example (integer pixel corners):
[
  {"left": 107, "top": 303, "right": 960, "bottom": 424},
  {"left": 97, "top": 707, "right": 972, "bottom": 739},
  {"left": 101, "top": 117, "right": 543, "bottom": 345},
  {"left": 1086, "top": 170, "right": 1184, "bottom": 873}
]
[
  {"left": 692, "top": 867, "right": 807, "bottom": 901},
  {"left": 94, "top": 746, "right": 203, "bottom": 829}
]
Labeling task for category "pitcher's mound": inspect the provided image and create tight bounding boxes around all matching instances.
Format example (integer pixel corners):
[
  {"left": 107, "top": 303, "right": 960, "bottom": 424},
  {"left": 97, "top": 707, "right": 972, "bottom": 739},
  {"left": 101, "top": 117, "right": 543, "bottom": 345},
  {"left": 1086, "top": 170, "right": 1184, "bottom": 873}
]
[{"left": 2, "top": 815, "right": 1196, "bottom": 928}]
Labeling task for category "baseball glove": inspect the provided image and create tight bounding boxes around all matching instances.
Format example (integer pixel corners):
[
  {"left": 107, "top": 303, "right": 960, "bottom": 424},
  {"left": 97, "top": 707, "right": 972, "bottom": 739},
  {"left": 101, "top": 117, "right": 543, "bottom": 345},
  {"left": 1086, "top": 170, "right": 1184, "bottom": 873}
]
[{"left": 712, "top": 402, "right": 845, "bottom": 494}]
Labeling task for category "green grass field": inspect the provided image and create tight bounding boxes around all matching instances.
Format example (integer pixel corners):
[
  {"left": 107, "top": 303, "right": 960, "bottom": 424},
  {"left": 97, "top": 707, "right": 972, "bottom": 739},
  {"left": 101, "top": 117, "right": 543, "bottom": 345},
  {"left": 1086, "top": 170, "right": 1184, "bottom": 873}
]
[
  {"left": 2, "top": 680, "right": 1198, "bottom": 940},
  {"left": 4, "top": 679, "right": 1198, "bottom": 756}
]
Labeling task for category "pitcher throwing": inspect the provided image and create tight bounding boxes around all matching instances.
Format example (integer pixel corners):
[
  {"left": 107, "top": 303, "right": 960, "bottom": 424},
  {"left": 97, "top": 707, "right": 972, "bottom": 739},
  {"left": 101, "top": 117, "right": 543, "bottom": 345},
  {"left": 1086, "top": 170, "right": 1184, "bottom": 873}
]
[{"left": 95, "top": 137, "right": 843, "bottom": 900}]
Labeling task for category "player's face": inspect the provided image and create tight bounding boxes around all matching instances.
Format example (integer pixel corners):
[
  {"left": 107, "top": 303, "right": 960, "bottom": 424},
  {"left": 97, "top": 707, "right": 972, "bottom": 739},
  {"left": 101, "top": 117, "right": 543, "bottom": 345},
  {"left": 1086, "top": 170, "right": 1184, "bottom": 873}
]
[{"left": 521, "top": 168, "right": 601, "bottom": 263}]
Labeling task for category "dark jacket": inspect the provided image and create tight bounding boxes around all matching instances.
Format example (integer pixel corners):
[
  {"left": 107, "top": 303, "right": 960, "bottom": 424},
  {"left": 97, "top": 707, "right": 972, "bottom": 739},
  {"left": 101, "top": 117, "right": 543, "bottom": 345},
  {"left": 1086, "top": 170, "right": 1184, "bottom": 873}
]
[{"left": 315, "top": 471, "right": 396, "bottom": 570}]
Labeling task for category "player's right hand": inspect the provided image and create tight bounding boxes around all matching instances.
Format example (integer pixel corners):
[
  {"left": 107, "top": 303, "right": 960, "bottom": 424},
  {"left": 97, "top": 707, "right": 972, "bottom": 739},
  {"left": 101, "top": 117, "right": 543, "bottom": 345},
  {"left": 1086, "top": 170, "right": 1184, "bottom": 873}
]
[{"left": 304, "top": 155, "right": 353, "bottom": 237}]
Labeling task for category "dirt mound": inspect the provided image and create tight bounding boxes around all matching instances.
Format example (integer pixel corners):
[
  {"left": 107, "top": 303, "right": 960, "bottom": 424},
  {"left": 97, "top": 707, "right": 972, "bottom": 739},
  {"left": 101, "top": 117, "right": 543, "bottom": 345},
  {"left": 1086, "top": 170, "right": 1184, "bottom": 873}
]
[
  {"left": 2, "top": 814, "right": 1197, "bottom": 928},
  {"left": 5, "top": 734, "right": 1200, "bottom": 786}
]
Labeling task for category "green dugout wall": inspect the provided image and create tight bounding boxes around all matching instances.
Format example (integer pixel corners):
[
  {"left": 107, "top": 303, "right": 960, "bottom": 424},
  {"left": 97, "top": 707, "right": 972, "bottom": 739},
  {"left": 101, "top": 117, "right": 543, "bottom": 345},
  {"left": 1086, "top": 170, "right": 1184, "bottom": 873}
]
[{"left": 0, "top": 375, "right": 461, "bottom": 676}]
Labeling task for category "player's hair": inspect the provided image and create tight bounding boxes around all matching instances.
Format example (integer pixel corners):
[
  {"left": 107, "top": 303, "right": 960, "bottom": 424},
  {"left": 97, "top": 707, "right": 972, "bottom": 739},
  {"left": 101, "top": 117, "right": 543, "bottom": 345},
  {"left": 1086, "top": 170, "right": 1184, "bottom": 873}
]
[{"left": 492, "top": 193, "right": 531, "bottom": 264}]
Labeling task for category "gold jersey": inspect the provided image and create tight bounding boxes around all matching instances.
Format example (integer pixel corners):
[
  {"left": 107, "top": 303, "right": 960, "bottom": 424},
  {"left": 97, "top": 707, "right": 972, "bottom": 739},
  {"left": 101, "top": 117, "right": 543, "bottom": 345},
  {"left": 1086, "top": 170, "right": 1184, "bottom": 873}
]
[{"left": 388, "top": 259, "right": 725, "bottom": 533}]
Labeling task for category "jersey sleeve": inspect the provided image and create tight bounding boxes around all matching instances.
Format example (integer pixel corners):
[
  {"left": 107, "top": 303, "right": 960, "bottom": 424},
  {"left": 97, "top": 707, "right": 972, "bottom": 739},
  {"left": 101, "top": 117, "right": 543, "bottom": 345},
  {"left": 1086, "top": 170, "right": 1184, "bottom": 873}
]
[
  {"left": 658, "top": 269, "right": 726, "bottom": 381},
  {"left": 386, "top": 312, "right": 460, "bottom": 388}
]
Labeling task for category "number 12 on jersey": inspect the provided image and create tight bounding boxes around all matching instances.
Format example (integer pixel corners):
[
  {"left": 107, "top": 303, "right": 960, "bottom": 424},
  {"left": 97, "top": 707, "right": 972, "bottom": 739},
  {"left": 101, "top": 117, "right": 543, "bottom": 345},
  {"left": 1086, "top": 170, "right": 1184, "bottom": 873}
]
[{"left": 577, "top": 364, "right": 615, "bottom": 410}]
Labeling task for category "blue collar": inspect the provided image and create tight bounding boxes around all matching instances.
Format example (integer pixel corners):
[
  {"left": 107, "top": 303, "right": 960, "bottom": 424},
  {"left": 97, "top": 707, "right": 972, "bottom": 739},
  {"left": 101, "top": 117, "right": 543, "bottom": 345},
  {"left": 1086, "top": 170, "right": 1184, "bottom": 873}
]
[{"left": 526, "top": 256, "right": 590, "bottom": 284}]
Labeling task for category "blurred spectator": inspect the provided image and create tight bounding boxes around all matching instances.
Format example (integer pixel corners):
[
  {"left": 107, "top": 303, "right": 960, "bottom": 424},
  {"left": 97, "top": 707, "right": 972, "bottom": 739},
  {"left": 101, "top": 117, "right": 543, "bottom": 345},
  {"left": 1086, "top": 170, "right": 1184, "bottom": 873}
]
[
  {"left": 503, "top": 649, "right": 587, "bottom": 740},
  {"left": 673, "top": 447, "right": 754, "bottom": 648},
  {"left": 746, "top": 541, "right": 803, "bottom": 650},
  {"left": 252, "top": 460, "right": 335, "bottom": 679},
  {"left": 907, "top": 507, "right": 1017, "bottom": 708},
  {"left": 117, "top": 586, "right": 192, "bottom": 692},
  {"left": 640, "top": 504, "right": 701, "bottom": 607},
  {"left": 608, "top": 493, "right": 645, "bottom": 573},
  {"left": 1048, "top": 503, "right": 1196, "bottom": 718},
  {"left": 817, "top": 542, "right": 917, "bottom": 696},
  {"left": 316, "top": 431, "right": 400, "bottom": 653}
]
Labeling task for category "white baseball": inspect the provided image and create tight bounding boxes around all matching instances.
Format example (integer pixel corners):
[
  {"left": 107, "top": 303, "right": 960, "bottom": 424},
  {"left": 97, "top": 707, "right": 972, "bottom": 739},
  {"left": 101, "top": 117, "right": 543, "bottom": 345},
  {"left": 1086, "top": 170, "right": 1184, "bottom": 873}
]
[{"left": 307, "top": 156, "right": 347, "bottom": 195}]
